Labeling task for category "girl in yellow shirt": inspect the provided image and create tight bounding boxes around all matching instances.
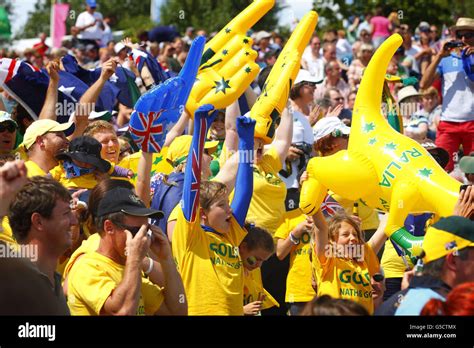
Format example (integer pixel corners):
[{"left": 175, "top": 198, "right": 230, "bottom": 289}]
[{"left": 311, "top": 211, "right": 387, "bottom": 314}]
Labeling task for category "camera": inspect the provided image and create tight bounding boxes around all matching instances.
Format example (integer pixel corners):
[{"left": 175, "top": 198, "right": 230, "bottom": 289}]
[
  {"left": 445, "top": 41, "right": 464, "bottom": 49},
  {"left": 293, "top": 142, "right": 313, "bottom": 157}
]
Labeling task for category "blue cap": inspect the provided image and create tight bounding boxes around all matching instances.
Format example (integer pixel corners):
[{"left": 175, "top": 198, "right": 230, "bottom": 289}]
[{"left": 86, "top": 0, "right": 97, "bottom": 8}]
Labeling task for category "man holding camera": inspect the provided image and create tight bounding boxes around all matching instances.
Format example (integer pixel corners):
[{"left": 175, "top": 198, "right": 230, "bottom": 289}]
[
  {"left": 65, "top": 186, "right": 187, "bottom": 315},
  {"left": 420, "top": 17, "right": 474, "bottom": 172}
]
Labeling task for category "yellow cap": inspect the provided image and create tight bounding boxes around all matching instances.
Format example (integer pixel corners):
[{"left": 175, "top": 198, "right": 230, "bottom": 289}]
[
  {"left": 166, "top": 135, "right": 219, "bottom": 166},
  {"left": 23, "top": 119, "right": 75, "bottom": 150},
  {"left": 422, "top": 216, "right": 474, "bottom": 264}
]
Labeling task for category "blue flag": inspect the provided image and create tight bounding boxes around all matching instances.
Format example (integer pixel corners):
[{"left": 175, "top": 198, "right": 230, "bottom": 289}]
[
  {"left": 0, "top": 58, "right": 81, "bottom": 120},
  {"left": 63, "top": 54, "right": 136, "bottom": 108},
  {"left": 57, "top": 70, "right": 117, "bottom": 115}
]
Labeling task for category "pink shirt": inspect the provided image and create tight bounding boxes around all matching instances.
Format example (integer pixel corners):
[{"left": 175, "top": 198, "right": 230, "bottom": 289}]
[{"left": 370, "top": 16, "right": 390, "bottom": 37}]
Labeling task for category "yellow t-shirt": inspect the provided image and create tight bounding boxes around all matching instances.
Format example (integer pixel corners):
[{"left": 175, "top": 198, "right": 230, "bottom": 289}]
[
  {"left": 243, "top": 268, "right": 279, "bottom": 310},
  {"left": 380, "top": 239, "right": 413, "bottom": 278},
  {"left": 0, "top": 216, "right": 17, "bottom": 245},
  {"left": 331, "top": 193, "right": 380, "bottom": 231},
  {"left": 245, "top": 147, "right": 286, "bottom": 235},
  {"left": 67, "top": 251, "right": 164, "bottom": 316},
  {"left": 63, "top": 233, "right": 101, "bottom": 281},
  {"left": 25, "top": 160, "right": 46, "bottom": 177},
  {"left": 118, "top": 149, "right": 173, "bottom": 185},
  {"left": 172, "top": 207, "right": 246, "bottom": 315},
  {"left": 274, "top": 209, "right": 316, "bottom": 303},
  {"left": 312, "top": 243, "right": 379, "bottom": 314}
]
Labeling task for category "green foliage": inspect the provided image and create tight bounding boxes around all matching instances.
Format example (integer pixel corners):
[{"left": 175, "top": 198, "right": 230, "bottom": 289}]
[
  {"left": 312, "top": 0, "right": 474, "bottom": 33},
  {"left": 18, "top": 0, "right": 153, "bottom": 39},
  {"left": 0, "top": 0, "right": 13, "bottom": 42},
  {"left": 120, "top": 15, "right": 155, "bottom": 40},
  {"left": 159, "top": 0, "right": 283, "bottom": 35}
]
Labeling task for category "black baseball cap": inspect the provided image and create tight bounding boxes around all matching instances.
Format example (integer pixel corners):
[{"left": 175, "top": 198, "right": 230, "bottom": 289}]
[
  {"left": 96, "top": 187, "right": 164, "bottom": 219},
  {"left": 56, "top": 136, "right": 111, "bottom": 173}
]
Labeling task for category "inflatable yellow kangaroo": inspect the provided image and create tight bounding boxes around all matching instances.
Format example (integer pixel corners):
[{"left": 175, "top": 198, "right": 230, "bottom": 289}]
[{"left": 300, "top": 34, "right": 461, "bottom": 259}]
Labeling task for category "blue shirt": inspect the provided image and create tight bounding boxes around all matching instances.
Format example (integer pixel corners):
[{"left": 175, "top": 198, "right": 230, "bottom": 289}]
[{"left": 436, "top": 53, "right": 474, "bottom": 122}]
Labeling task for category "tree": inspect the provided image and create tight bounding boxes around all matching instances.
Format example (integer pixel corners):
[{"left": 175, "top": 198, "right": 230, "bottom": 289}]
[
  {"left": 0, "top": 0, "right": 13, "bottom": 43},
  {"left": 160, "top": 0, "right": 283, "bottom": 35},
  {"left": 312, "top": 0, "right": 474, "bottom": 34},
  {"left": 18, "top": 0, "right": 154, "bottom": 39}
]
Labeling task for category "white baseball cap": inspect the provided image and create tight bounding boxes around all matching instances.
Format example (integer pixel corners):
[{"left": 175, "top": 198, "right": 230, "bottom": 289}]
[
  {"left": 312, "top": 116, "right": 350, "bottom": 142},
  {"left": 114, "top": 42, "right": 127, "bottom": 54},
  {"left": 294, "top": 69, "right": 323, "bottom": 85}
]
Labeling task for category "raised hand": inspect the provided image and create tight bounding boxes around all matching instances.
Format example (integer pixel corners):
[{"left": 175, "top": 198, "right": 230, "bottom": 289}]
[
  {"left": 148, "top": 224, "right": 173, "bottom": 261},
  {"left": 250, "top": 11, "right": 318, "bottom": 144},
  {"left": 0, "top": 160, "right": 28, "bottom": 217},
  {"left": 236, "top": 116, "right": 256, "bottom": 144},
  {"left": 194, "top": 104, "right": 218, "bottom": 125},
  {"left": 45, "top": 61, "right": 60, "bottom": 83},
  {"left": 100, "top": 58, "right": 117, "bottom": 81},
  {"left": 121, "top": 37, "right": 138, "bottom": 50},
  {"left": 185, "top": 0, "right": 275, "bottom": 116}
]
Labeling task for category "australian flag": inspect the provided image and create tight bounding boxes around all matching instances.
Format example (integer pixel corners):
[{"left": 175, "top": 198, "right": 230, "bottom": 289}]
[
  {"left": 0, "top": 57, "right": 117, "bottom": 122},
  {"left": 57, "top": 70, "right": 117, "bottom": 117},
  {"left": 62, "top": 54, "right": 126, "bottom": 108},
  {"left": 0, "top": 58, "right": 80, "bottom": 120}
]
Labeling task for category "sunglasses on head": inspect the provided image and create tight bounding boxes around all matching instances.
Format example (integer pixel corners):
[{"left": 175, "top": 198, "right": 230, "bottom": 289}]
[
  {"left": 0, "top": 123, "right": 16, "bottom": 133},
  {"left": 456, "top": 31, "right": 474, "bottom": 39},
  {"left": 331, "top": 129, "right": 348, "bottom": 138}
]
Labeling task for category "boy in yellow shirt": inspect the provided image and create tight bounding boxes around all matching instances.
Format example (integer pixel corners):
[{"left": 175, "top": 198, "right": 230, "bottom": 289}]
[
  {"left": 239, "top": 223, "right": 278, "bottom": 315},
  {"left": 172, "top": 105, "right": 255, "bottom": 315}
]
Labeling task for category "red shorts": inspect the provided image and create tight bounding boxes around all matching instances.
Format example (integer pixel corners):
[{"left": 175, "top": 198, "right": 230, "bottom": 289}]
[{"left": 435, "top": 120, "right": 474, "bottom": 172}]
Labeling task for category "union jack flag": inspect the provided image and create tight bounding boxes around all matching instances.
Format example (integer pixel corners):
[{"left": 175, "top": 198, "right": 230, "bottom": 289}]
[
  {"left": 183, "top": 115, "right": 209, "bottom": 222},
  {"left": 320, "top": 194, "right": 344, "bottom": 218},
  {"left": 129, "top": 110, "right": 164, "bottom": 153}
]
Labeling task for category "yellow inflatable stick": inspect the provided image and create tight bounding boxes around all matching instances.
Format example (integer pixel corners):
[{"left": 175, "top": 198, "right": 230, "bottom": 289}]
[
  {"left": 300, "top": 34, "right": 461, "bottom": 259},
  {"left": 185, "top": 0, "right": 274, "bottom": 116},
  {"left": 250, "top": 11, "right": 318, "bottom": 144}
]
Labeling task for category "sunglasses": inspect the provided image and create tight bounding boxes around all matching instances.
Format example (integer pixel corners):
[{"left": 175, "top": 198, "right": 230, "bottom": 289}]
[
  {"left": 113, "top": 221, "right": 147, "bottom": 236},
  {"left": 0, "top": 123, "right": 16, "bottom": 133},
  {"left": 373, "top": 273, "right": 385, "bottom": 282},
  {"left": 456, "top": 32, "right": 474, "bottom": 39}
]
